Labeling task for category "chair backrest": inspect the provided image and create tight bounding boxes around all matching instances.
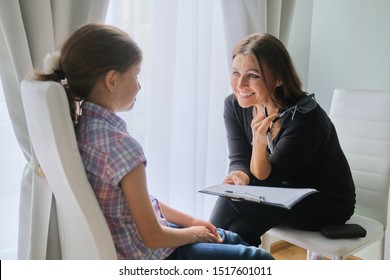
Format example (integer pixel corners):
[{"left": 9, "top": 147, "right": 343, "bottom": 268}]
[
  {"left": 329, "top": 88, "right": 390, "bottom": 229},
  {"left": 21, "top": 80, "right": 117, "bottom": 259}
]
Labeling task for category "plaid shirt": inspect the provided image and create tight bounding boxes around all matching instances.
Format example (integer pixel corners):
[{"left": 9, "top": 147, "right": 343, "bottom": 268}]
[{"left": 76, "top": 102, "right": 174, "bottom": 259}]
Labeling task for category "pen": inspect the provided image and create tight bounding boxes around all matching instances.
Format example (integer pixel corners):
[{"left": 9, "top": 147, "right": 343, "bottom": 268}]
[{"left": 264, "top": 104, "right": 274, "bottom": 154}]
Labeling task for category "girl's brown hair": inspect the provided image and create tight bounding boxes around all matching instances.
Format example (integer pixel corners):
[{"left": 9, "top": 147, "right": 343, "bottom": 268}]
[
  {"left": 33, "top": 23, "right": 142, "bottom": 123},
  {"left": 232, "top": 33, "right": 304, "bottom": 107}
]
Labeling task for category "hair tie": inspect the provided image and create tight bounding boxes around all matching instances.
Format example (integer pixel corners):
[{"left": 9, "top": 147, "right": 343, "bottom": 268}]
[
  {"left": 54, "top": 69, "right": 66, "bottom": 80},
  {"left": 43, "top": 51, "right": 61, "bottom": 75}
]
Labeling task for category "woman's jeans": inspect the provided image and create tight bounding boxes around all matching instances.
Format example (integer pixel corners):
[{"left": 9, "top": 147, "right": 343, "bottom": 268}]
[{"left": 165, "top": 228, "right": 274, "bottom": 260}]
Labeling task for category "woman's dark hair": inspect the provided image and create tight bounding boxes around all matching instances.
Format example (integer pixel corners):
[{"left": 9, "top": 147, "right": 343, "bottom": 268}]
[
  {"left": 232, "top": 33, "right": 304, "bottom": 107},
  {"left": 33, "top": 23, "right": 142, "bottom": 123}
]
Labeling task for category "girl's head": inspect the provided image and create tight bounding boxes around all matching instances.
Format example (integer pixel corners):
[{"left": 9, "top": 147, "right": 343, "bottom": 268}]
[
  {"left": 231, "top": 33, "right": 303, "bottom": 109},
  {"left": 35, "top": 23, "right": 142, "bottom": 122}
]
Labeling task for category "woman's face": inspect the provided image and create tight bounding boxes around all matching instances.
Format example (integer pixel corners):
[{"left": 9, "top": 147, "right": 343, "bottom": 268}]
[{"left": 231, "top": 54, "right": 278, "bottom": 108}]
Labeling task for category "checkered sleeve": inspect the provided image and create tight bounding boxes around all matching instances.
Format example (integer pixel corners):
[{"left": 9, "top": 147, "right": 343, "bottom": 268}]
[{"left": 104, "top": 131, "right": 146, "bottom": 187}]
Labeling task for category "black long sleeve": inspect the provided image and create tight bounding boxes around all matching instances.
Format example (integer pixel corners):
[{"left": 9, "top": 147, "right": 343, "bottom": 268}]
[{"left": 223, "top": 93, "right": 355, "bottom": 210}]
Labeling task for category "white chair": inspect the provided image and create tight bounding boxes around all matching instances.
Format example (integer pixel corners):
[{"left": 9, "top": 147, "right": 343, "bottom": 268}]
[
  {"left": 20, "top": 80, "right": 117, "bottom": 259},
  {"left": 262, "top": 88, "right": 390, "bottom": 260}
]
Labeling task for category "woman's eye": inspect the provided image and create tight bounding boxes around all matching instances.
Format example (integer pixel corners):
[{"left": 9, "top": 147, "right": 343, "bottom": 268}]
[
  {"left": 248, "top": 73, "right": 259, "bottom": 79},
  {"left": 232, "top": 71, "right": 240, "bottom": 77}
]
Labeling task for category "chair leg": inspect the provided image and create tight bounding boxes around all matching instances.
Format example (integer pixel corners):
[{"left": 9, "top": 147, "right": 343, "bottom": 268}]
[
  {"left": 308, "top": 250, "right": 343, "bottom": 260},
  {"left": 261, "top": 233, "right": 271, "bottom": 252},
  {"left": 307, "top": 250, "right": 325, "bottom": 260}
]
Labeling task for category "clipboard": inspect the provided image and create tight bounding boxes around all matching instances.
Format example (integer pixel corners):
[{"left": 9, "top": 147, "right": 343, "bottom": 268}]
[{"left": 199, "top": 184, "right": 318, "bottom": 209}]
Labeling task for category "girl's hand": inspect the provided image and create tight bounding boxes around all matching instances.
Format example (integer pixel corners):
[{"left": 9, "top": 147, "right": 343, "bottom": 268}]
[
  {"left": 191, "top": 218, "right": 222, "bottom": 242},
  {"left": 223, "top": 170, "right": 250, "bottom": 185},
  {"left": 188, "top": 226, "right": 222, "bottom": 243}
]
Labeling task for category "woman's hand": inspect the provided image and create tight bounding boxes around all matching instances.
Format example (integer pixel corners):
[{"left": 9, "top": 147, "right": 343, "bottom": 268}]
[
  {"left": 223, "top": 170, "right": 250, "bottom": 185},
  {"left": 251, "top": 109, "right": 280, "bottom": 147},
  {"left": 249, "top": 105, "right": 280, "bottom": 180}
]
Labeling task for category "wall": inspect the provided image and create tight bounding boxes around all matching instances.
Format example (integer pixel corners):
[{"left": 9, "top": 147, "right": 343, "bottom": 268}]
[
  {"left": 287, "top": 0, "right": 313, "bottom": 92},
  {"left": 289, "top": 0, "right": 390, "bottom": 113},
  {"left": 308, "top": 0, "right": 390, "bottom": 112}
]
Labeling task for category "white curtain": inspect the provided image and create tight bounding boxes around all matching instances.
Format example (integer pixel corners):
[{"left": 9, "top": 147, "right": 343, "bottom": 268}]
[
  {"left": 0, "top": 0, "right": 109, "bottom": 259},
  {"left": 222, "top": 0, "right": 296, "bottom": 66},
  {"left": 145, "top": 0, "right": 227, "bottom": 219},
  {"left": 145, "top": 0, "right": 295, "bottom": 219}
]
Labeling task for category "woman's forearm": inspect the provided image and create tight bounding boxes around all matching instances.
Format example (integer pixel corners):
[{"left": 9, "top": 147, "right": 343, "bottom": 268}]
[{"left": 250, "top": 144, "right": 271, "bottom": 180}]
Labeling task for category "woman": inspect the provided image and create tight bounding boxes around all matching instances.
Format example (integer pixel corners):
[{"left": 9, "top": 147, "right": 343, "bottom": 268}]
[
  {"left": 31, "top": 23, "right": 273, "bottom": 260},
  {"left": 210, "top": 33, "right": 356, "bottom": 247}
]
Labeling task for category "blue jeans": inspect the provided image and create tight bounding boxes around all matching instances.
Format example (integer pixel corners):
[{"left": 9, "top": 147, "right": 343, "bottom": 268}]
[{"left": 165, "top": 228, "right": 274, "bottom": 260}]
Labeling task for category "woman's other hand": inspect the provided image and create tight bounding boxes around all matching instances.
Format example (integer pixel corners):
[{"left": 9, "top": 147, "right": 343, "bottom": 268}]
[{"left": 223, "top": 170, "right": 249, "bottom": 185}]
